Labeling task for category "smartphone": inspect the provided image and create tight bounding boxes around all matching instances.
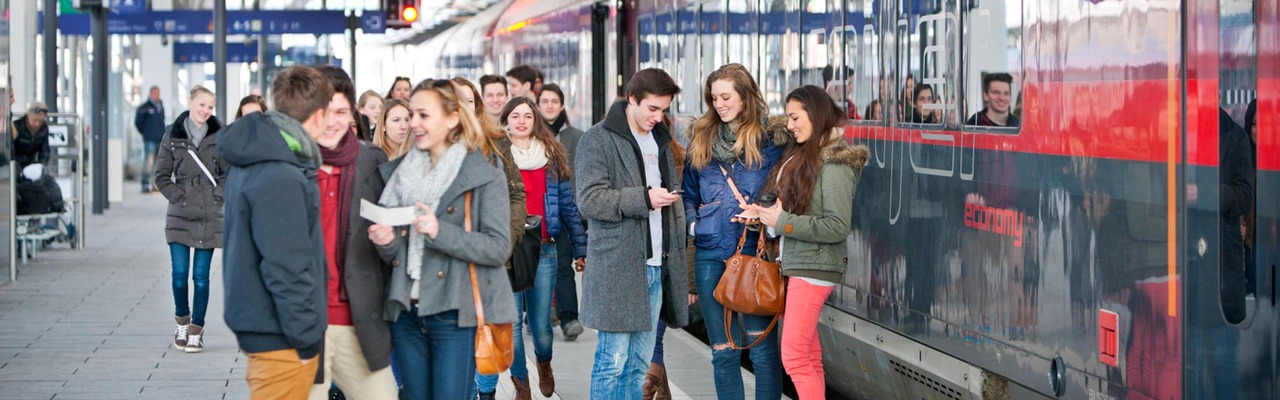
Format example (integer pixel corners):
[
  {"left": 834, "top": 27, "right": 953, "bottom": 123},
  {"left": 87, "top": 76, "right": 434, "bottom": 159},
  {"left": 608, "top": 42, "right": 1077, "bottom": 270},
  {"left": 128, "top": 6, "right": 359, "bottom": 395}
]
[{"left": 669, "top": 189, "right": 684, "bottom": 195}]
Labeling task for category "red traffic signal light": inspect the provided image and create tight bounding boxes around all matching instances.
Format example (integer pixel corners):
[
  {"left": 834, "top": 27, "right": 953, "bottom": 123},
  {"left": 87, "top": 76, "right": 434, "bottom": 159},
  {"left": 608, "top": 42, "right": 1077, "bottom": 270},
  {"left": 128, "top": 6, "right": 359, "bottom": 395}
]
[
  {"left": 385, "top": 0, "right": 419, "bottom": 29},
  {"left": 402, "top": 5, "right": 419, "bottom": 23}
]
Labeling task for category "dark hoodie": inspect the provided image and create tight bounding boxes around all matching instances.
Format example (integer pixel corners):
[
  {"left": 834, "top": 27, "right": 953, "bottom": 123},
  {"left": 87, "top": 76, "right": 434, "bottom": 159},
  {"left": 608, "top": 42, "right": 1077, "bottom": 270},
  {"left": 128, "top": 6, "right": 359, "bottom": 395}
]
[{"left": 218, "top": 111, "right": 327, "bottom": 360}]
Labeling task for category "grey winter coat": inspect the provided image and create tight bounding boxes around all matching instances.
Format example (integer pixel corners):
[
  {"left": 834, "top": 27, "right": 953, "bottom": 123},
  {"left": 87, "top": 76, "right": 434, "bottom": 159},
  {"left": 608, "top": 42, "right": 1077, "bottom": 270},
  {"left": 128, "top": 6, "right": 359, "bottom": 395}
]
[
  {"left": 155, "top": 111, "right": 225, "bottom": 249},
  {"left": 376, "top": 149, "right": 518, "bottom": 327},
  {"left": 575, "top": 101, "right": 689, "bottom": 332}
]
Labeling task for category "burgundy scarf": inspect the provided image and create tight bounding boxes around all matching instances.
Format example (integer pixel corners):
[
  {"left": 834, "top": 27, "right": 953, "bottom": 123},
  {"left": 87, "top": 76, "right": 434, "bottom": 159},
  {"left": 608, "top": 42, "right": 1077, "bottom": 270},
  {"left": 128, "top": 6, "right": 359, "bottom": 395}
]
[{"left": 320, "top": 128, "right": 361, "bottom": 301}]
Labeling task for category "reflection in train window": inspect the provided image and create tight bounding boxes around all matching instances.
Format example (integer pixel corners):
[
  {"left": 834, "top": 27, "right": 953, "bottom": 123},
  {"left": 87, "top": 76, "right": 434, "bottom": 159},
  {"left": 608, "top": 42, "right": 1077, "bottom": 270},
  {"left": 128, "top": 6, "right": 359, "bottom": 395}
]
[
  {"left": 677, "top": 2, "right": 700, "bottom": 115},
  {"left": 800, "top": 0, "right": 841, "bottom": 89},
  {"left": 760, "top": 0, "right": 796, "bottom": 114},
  {"left": 1218, "top": 0, "right": 1257, "bottom": 326},
  {"left": 702, "top": 0, "right": 726, "bottom": 89},
  {"left": 726, "top": 0, "right": 757, "bottom": 75},
  {"left": 962, "top": 0, "right": 1022, "bottom": 132},
  {"left": 845, "top": 0, "right": 884, "bottom": 123},
  {"left": 898, "top": 0, "right": 958, "bottom": 128}
]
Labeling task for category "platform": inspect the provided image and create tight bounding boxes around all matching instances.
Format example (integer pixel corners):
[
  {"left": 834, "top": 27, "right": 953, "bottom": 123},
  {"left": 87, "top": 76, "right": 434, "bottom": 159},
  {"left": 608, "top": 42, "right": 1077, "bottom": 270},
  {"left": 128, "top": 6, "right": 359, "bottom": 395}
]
[{"left": 0, "top": 184, "right": 780, "bottom": 399}]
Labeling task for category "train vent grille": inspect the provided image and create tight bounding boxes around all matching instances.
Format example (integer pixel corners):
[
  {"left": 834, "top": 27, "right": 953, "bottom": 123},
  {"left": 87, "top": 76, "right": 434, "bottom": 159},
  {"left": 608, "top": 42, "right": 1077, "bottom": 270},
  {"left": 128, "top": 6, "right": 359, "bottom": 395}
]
[{"left": 890, "top": 359, "right": 964, "bottom": 400}]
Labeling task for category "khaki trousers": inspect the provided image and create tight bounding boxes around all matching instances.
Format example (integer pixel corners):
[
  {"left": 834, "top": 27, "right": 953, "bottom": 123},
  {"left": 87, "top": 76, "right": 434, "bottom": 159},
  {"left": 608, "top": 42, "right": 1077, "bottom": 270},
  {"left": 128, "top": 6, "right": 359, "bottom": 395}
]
[
  {"left": 307, "top": 325, "right": 399, "bottom": 400},
  {"left": 245, "top": 349, "right": 319, "bottom": 400}
]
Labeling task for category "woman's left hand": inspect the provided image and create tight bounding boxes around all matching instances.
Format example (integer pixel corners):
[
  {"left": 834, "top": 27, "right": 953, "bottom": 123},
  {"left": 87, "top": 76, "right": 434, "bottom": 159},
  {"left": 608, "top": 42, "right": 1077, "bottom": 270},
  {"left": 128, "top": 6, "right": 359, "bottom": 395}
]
[
  {"left": 755, "top": 199, "right": 784, "bottom": 229},
  {"left": 414, "top": 203, "right": 440, "bottom": 239}
]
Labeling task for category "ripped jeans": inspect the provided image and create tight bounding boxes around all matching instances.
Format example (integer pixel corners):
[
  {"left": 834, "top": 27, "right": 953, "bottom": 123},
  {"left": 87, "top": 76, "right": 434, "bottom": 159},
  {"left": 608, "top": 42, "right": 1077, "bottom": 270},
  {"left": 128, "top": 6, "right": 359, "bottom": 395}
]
[{"left": 695, "top": 254, "right": 783, "bottom": 400}]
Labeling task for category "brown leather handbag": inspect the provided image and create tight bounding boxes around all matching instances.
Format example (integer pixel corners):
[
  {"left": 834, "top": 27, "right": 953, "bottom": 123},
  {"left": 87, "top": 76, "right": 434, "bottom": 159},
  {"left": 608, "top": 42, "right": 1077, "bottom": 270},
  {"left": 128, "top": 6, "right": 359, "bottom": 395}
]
[
  {"left": 714, "top": 227, "right": 785, "bottom": 349},
  {"left": 715, "top": 226, "right": 786, "bottom": 316},
  {"left": 465, "top": 191, "right": 515, "bottom": 375}
]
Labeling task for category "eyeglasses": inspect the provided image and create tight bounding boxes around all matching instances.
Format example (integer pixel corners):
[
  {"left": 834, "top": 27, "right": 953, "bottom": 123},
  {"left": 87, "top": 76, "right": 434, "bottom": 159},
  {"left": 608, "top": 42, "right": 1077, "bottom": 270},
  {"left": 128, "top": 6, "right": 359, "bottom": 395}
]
[{"left": 32, "top": 107, "right": 48, "bottom": 114}]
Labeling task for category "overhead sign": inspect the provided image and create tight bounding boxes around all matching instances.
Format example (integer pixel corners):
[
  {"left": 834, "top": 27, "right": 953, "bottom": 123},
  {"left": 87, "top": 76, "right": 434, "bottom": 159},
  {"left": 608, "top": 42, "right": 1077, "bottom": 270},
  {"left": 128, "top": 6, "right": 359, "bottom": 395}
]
[
  {"left": 173, "top": 42, "right": 259, "bottom": 64},
  {"left": 361, "top": 12, "right": 386, "bottom": 34},
  {"left": 109, "top": 0, "right": 147, "bottom": 14},
  {"left": 46, "top": 10, "right": 357, "bottom": 36}
]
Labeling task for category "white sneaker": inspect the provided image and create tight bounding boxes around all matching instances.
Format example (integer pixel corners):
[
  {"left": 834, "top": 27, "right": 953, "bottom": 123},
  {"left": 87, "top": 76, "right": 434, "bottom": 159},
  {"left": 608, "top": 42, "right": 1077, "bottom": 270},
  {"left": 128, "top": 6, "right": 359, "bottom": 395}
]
[
  {"left": 184, "top": 325, "right": 204, "bottom": 353},
  {"left": 173, "top": 316, "right": 190, "bottom": 350}
]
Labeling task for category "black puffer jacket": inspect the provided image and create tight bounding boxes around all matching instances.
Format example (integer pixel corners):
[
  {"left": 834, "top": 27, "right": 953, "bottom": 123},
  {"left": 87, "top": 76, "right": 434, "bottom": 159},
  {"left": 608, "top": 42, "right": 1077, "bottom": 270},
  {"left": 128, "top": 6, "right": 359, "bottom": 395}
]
[
  {"left": 154, "top": 111, "right": 225, "bottom": 248},
  {"left": 13, "top": 116, "right": 50, "bottom": 169}
]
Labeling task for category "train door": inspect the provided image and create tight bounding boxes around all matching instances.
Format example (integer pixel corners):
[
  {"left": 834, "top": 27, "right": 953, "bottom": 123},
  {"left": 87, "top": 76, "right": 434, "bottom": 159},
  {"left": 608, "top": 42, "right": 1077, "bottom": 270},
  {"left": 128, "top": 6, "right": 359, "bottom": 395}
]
[
  {"left": 1184, "top": 0, "right": 1275, "bottom": 398},
  {"left": 1255, "top": 0, "right": 1279, "bottom": 397}
]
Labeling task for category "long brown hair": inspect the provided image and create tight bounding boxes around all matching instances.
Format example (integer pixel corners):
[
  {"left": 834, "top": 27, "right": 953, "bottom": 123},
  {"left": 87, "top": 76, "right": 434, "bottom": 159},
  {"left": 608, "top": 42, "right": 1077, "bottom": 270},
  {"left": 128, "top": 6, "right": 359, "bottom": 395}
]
[
  {"left": 762, "top": 85, "right": 843, "bottom": 216},
  {"left": 688, "top": 64, "right": 768, "bottom": 169},
  {"left": 402, "top": 79, "right": 485, "bottom": 155},
  {"left": 373, "top": 98, "right": 409, "bottom": 158},
  {"left": 451, "top": 77, "right": 507, "bottom": 161},
  {"left": 500, "top": 97, "right": 572, "bottom": 179}
]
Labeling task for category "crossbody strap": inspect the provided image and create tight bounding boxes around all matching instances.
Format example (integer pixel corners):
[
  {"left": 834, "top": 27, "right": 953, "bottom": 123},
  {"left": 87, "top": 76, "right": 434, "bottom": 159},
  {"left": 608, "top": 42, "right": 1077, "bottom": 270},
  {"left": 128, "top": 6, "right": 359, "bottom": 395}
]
[
  {"left": 465, "top": 191, "right": 487, "bottom": 326},
  {"left": 718, "top": 165, "right": 747, "bottom": 207},
  {"left": 186, "top": 149, "right": 217, "bottom": 187}
]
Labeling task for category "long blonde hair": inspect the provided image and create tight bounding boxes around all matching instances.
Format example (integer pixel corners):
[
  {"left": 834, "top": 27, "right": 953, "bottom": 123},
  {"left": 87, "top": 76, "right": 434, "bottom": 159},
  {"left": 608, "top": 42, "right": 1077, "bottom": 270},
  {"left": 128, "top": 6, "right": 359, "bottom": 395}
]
[
  {"left": 400, "top": 79, "right": 486, "bottom": 155},
  {"left": 687, "top": 64, "right": 768, "bottom": 169},
  {"left": 374, "top": 98, "right": 409, "bottom": 158}
]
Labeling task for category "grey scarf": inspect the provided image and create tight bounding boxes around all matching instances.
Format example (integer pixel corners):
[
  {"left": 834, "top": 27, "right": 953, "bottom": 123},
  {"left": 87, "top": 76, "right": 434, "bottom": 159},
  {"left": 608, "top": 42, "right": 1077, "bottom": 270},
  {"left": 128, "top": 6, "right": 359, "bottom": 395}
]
[
  {"left": 379, "top": 142, "right": 468, "bottom": 281},
  {"left": 711, "top": 122, "right": 739, "bottom": 164},
  {"left": 264, "top": 111, "right": 322, "bottom": 165},
  {"left": 185, "top": 117, "right": 209, "bottom": 146}
]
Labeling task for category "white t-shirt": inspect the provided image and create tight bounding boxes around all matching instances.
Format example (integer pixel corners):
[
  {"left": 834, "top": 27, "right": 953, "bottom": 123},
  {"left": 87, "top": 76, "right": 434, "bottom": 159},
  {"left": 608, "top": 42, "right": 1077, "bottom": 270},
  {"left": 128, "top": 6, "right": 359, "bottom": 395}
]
[{"left": 633, "top": 129, "right": 664, "bottom": 267}]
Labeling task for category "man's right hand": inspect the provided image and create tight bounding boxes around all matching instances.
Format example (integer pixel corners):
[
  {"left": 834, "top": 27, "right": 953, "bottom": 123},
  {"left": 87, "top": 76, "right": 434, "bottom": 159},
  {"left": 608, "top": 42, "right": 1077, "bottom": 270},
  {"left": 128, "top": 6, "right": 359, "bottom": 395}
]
[{"left": 648, "top": 187, "right": 680, "bottom": 209}]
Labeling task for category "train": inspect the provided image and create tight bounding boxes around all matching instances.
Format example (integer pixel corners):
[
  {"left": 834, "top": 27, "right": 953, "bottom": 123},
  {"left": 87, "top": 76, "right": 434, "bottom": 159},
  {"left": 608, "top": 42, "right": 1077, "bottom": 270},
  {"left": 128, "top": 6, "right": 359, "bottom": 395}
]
[{"left": 384, "top": 0, "right": 1278, "bottom": 398}]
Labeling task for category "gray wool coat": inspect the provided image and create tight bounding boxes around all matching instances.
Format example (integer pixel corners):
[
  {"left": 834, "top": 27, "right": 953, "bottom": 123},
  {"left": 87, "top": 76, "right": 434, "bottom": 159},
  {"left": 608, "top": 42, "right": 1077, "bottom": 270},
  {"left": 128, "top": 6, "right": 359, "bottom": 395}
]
[
  {"left": 155, "top": 111, "right": 225, "bottom": 249},
  {"left": 575, "top": 101, "right": 689, "bottom": 332},
  {"left": 375, "top": 149, "right": 518, "bottom": 327}
]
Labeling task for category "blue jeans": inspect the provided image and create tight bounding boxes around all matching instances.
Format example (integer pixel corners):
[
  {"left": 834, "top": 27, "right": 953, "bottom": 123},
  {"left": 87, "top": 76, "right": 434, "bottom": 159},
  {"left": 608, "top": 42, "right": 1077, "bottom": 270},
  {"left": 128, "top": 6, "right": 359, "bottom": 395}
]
[
  {"left": 590, "top": 265, "right": 662, "bottom": 400},
  {"left": 475, "top": 243, "right": 558, "bottom": 392},
  {"left": 143, "top": 140, "right": 160, "bottom": 190},
  {"left": 651, "top": 321, "right": 666, "bottom": 365},
  {"left": 392, "top": 309, "right": 477, "bottom": 400},
  {"left": 170, "top": 243, "right": 214, "bottom": 326},
  {"left": 696, "top": 255, "right": 783, "bottom": 400}
]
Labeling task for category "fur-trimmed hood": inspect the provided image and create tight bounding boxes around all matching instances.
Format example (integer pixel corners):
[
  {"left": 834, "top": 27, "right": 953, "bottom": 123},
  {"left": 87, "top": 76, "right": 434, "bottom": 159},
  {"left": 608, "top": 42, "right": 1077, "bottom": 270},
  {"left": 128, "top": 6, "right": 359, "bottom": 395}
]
[
  {"left": 822, "top": 137, "right": 869, "bottom": 175},
  {"left": 764, "top": 115, "right": 793, "bottom": 147}
]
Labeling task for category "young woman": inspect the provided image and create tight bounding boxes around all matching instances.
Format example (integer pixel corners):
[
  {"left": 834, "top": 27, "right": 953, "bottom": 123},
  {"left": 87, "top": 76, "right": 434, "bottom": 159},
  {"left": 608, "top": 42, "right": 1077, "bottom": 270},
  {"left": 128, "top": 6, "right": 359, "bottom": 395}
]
[
  {"left": 746, "top": 85, "right": 867, "bottom": 400},
  {"left": 373, "top": 98, "right": 410, "bottom": 158},
  {"left": 680, "top": 63, "right": 788, "bottom": 400},
  {"left": 454, "top": 77, "right": 529, "bottom": 400},
  {"left": 535, "top": 83, "right": 588, "bottom": 341},
  {"left": 234, "top": 94, "right": 267, "bottom": 120},
  {"left": 386, "top": 77, "right": 412, "bottom": 100},
  {"left": 154, "top": 85, "right": 225, "bottom": 354},
  {"left": 358, "top": 90, "right": 383, "bottom": 125},
  {"left": 864, "top": 99, "right": 882, "bottom": 121},
  {"left": 368, "top": 79, "right": 517, "bottom": 400},
  {"left": 499, "top": 97, "right": 587, "bottom": 399}
]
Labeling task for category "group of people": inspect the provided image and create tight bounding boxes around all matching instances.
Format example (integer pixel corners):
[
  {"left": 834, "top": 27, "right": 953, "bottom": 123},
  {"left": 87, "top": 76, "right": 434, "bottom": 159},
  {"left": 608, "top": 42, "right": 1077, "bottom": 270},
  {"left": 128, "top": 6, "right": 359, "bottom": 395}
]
[
  {"left": 138, "top": 60, "right": 867, "bottom": 400},
  {"left": 825, "top": 70, "right": 1021, "bottom": 128}
]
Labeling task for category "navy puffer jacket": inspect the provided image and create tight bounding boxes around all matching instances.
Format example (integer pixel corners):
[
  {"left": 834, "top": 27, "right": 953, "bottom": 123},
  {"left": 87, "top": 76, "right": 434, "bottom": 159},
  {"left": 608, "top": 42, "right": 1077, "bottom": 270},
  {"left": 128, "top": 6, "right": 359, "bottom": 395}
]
[{"left": 681, "top": 117, "right": 791, "bottom": 260}]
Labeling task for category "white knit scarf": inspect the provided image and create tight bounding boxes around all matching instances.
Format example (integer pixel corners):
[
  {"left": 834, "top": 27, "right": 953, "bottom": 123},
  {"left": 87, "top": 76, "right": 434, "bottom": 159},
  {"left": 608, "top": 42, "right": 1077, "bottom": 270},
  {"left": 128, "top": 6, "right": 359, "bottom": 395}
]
[
  {"left": 379, "top": 142, "right": 468, "bottom": 281},
  {"left": 510, "top": 137, "right": 550, "bottom": 171}
]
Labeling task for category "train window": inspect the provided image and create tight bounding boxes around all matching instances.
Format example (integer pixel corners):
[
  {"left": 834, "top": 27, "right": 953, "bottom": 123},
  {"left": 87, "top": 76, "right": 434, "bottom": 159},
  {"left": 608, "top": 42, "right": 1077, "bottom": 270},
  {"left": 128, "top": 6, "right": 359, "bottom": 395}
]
[
  {"left": 638, "top": 0, "right": 656, "bottom": 69},
  {"left": 801, "top": 0, "right": 843, "bottom": 90},
  {"left": 702, "top": 0, "right": 726, "bottom": 81},
  {"left": 761, "top": 0, "right": 801, "bottom": 115},
  {"left": 845, "top": 0, "right": 884, "bottom": 123},
  {"left": 961, "top": 0, "right": 1022, "bottom": 132},
  {"left": 656, "top": 2, "right": 676, "bottom": 70},
  {"left": 676, "top": 2, "right": 700, "bottom": 116},
  {"left": 1218, "top": 0, "right": 1257, "bottom": 326},
  {"left": 897, "top": 0, "right": 959, "bottom": 128},
  {"left": 726, "top": 0, "right": 758, "bottom": 74}
]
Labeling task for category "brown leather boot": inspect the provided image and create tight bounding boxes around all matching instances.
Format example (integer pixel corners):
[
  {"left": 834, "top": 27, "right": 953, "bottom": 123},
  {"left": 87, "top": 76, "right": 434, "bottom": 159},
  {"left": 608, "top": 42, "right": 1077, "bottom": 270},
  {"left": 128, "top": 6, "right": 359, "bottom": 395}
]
[
  {"left": 536, "top": 359, "right": 555, "bottom": 397},
  {"left": 511, "top": 376, "right": 532, "bottom": 400},
  {"left": 652, "top": 362, "right": 672, "bottom": 400},
  {"left": 643, "top": 362, "right": 672, "bottom": 400}
]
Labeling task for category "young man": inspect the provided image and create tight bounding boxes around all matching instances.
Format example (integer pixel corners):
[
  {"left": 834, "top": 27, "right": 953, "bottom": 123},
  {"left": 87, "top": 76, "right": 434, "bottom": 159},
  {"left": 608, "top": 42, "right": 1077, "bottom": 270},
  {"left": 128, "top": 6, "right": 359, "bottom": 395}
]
[
  {"left": 219, "top": 66, "right": 332, "bottom": 399},
  {"left": 505, "top": 65, "right": 540, "bottom": 100},
  {"left": 307, "top": 66, "right": 397, "bottom": 400},
  {"left": 134, "top": 86, "right": 166, "bottom": 192},
  {"left": 575, "top": 68, "right": 689, "bottom": 398},
  {"left": 966, "top": 72, "right": 1019, "bottom": 127},
  {"left": 480, "top": 74, "right": 510, "bottom": 122}
]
